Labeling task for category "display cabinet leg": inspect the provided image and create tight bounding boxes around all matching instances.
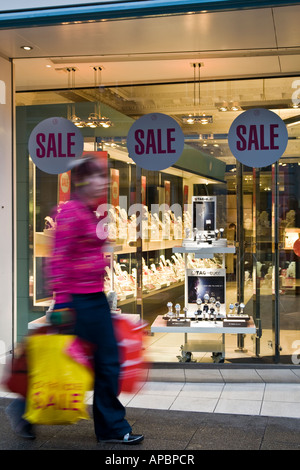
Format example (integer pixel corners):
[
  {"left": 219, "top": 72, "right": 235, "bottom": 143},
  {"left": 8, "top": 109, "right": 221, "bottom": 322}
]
[{"left": 235, "top": 333, "right": 248, "bottom": 353}]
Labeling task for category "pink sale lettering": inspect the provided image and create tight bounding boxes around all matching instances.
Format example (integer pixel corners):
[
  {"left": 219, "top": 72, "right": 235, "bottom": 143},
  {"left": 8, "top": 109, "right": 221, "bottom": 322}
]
[
  {"left": 32, "top": 390, "right": 84, "bottom": 411},
  {"left": 35, "top": 132, "right": 76, "bottom": 158},
  {"left": 134, "top": 128, "right": 176, "bottom": 155},
  {"left": 235, "top": 124, "right": 279, "bottom": 151}
]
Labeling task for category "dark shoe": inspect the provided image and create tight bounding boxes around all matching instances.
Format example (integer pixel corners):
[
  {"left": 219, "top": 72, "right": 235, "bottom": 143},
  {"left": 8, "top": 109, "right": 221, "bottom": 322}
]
[
  {"left": 98, "top": 433, "right": 144, "bottom": 445},
  {"left": 15, "top": 421, "right": 36, "bottom": 440},
  {"left": 5, "top": 400, "right": 36, "bottom": 440},
  {"left": 15, "top": 420, "right": 36, "bottom": 439}
]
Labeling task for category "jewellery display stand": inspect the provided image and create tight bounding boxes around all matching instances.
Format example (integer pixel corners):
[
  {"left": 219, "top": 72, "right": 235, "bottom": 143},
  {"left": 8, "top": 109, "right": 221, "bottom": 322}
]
[
  {"left": 169, "top": 245, "right": 236, "bottom": 362},
  {"left": 151, "top": 196, "right": 256, "bottom": 363}
]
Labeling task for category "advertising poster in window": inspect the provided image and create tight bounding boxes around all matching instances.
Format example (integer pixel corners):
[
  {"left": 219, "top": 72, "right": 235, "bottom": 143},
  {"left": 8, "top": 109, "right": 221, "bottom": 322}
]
[
  {"left": 165, "top": 180, "right": 170, "bottom": 206},
  {"left": 142, "top": 175, "right": 146, "bottom": 206},
  {"left": 58, "top": 171, "right": 71, "bottom": 203},
  {"left": 110, "top": 168, "right": 119, "bottom": 207}
]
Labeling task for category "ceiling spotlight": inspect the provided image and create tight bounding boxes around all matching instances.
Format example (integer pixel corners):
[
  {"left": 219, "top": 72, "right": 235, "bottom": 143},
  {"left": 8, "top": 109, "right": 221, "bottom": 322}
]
[
  {"left": 198, "top": 114, "right": 213, "bottom": 125},
  {"left": 217, "top": 101, "right": 240, "bottom": 112},
  {"left": 86, "top": 114, "right": 112, "bottom": 128},
  {"left": 71, "top": 114, "right": 112, "bottom": 129},
  {"left": 183, "top": 114, "right": 196, "bottom": 124},
  {"left": 182, "top": 114, "right": 213, "bottom": 125},
  {"left": 71, "top": 115, "right": 85, "bottom": 128},
  {"left": 21, "top": 46, "right": 33, "bottom": 51}
]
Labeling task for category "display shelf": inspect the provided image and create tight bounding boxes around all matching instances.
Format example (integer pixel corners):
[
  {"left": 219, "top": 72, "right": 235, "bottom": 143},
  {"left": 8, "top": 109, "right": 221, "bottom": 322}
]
[
  {"left": 150, "top": 314, "right": 256, "bottom": 362},
  {"left": 151, "top": 315, "right": 256, "bottom": 334},
  {"left": 173, "top": 245, "right": 236, "bottom": 255},
  {"left": 34, "top": 232, "right": 183, "bottom": 257},
  {"left": 112, "top": 239, "right": 183, "bottom": 254}
]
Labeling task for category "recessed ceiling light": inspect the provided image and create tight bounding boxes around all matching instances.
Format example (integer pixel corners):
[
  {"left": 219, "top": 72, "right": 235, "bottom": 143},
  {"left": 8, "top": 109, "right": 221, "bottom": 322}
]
[{"left": 21, "top": 46, "right": 33, "bottom": 51}]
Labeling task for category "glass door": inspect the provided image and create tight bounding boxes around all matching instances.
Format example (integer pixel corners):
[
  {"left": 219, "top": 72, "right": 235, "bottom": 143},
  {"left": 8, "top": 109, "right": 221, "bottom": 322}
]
[
  {"left": 278, "top": 159, "right": 300, "bottom": 364},
  {"left": 240, "top": 164, "right": 276, "bottom": 362}
]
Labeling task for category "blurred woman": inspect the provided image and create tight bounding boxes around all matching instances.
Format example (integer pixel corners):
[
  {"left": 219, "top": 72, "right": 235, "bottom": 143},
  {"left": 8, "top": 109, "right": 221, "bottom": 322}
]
[{"left": 49, "top": 155, "right": 143, "bottom": 445}]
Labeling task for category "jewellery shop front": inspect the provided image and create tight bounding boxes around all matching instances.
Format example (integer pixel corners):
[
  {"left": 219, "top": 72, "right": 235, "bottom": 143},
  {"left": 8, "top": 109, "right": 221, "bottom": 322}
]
[{"left": 1, "top": 1, "right": 300, "bottom": 367}]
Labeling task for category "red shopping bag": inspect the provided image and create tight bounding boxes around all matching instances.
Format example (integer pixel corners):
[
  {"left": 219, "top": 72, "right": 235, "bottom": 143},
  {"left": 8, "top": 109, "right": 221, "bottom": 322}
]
[
  {"left": 2, "top": 345, "right": 28, "bottom": 398},
  {"left": 112, "top": 315, "right": 147, "bottom": 394}
]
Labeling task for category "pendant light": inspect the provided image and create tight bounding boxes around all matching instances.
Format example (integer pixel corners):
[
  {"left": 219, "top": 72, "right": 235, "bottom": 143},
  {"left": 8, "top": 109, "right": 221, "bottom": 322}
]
[
  {"left": 182, "top": 63, "right": 213, "bottom": 125},
  {"left": 67, "top": 67, "right": 85, "bottom": 128},
  {"left": 69, "top": 66, "right": 112, "bottom": 128},
  {"left": 85, "top": 66, "right": 112, "bottom": 128}
]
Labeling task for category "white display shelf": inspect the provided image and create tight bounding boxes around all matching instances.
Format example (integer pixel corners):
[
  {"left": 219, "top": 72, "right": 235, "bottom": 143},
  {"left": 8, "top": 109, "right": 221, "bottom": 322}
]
[
  {"left": 34, "top": 232, "right": 184, "bottom": 258},
  {"left": 172, "top": 245, "right": 236, "bottom": 255},
  {"left": 110, "top": 239, "right": 183, "bottom": 254},
  {"left": 151, "top": 315, "right": 256, "bottom": 335},
  {"left": 150, "top": 315, "right": 257, "bottom": 361}
]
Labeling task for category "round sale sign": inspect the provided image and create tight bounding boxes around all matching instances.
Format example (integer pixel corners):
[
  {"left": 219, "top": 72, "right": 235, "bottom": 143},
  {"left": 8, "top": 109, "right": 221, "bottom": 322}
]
[
  {"left": 228, "top": 108, "right": 288, "bottom": 168},
  {"left": 28, "top": 117, "right": 84, "bottom": 174},
  {"left": 126, "top": 113, "right": 184, "bottom": 171}
]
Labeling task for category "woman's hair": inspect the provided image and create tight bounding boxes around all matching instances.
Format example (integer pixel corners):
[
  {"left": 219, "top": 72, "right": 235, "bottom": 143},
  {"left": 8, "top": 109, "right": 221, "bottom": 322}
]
[{"left": 71, "top": 155, "right": 105, "bottom": 185}]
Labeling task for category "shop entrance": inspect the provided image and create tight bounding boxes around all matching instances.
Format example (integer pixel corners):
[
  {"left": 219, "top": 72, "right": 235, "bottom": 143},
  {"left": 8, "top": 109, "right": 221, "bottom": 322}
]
[{"left": 233, "top": 159, "right": 300, "bottom": 364}]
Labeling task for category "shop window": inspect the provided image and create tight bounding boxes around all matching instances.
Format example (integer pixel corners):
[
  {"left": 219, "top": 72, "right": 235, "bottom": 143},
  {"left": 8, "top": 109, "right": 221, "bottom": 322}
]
[{"left": 17, "top": 74, "right": 300, "bottom": 364}]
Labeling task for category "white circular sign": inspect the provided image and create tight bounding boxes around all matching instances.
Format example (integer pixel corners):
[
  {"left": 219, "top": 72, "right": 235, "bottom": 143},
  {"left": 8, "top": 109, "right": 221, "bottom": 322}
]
[
  {"left": 127, "top": 113, "right": 184, "bottom": 171},
  {"left": 28, "top": 117, "right": 84, "bottom": 174},
  {"left": 228, "top": 108, "right": 288, "bottom": 168}
]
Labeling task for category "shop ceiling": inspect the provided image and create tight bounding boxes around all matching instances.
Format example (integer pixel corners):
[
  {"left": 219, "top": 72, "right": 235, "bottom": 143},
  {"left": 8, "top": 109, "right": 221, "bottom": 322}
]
[{"left": 1, "top": 4, "right": 300, "bottom": 162}]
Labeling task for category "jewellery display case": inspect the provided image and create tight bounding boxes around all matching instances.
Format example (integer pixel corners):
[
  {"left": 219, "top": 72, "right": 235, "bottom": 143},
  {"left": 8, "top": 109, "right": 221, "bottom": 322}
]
[
  {"left": 151, "top": 195, "right": 256, "bottom": 362},
  {"left": 30, "top": 144, "right": 209, "bottom": 312}
]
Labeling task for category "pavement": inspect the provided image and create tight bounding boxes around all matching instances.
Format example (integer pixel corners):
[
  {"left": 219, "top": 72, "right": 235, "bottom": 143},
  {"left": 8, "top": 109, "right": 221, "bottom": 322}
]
[{"left": 1, "top": 365, "right": 300, "bottom": 454}]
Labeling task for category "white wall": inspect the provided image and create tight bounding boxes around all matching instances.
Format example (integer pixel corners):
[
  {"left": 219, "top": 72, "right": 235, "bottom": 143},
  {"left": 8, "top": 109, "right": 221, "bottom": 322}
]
[{"left": 0, "top": 57, "right": 13, "bottom": 360}]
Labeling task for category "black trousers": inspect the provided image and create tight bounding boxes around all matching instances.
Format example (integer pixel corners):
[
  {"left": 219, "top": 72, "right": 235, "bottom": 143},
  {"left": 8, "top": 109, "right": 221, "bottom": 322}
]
[{"left": 72, "top": 292, "right": 132, "bottom": 440}]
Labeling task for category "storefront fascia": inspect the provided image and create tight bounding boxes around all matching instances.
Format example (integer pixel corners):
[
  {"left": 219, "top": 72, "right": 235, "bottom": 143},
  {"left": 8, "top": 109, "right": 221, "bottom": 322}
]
[
  {"left": 1, "top": 1, "right": 299, "bottom": 27},
  {"left": 1, "top": 1, "right": 300, "bottom": 365}
]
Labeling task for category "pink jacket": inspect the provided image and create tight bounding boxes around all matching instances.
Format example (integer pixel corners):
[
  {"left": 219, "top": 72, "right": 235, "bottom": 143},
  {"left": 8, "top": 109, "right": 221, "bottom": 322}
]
[{"left": 49, "top": 197, "right": 108, "bottom": 304}]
